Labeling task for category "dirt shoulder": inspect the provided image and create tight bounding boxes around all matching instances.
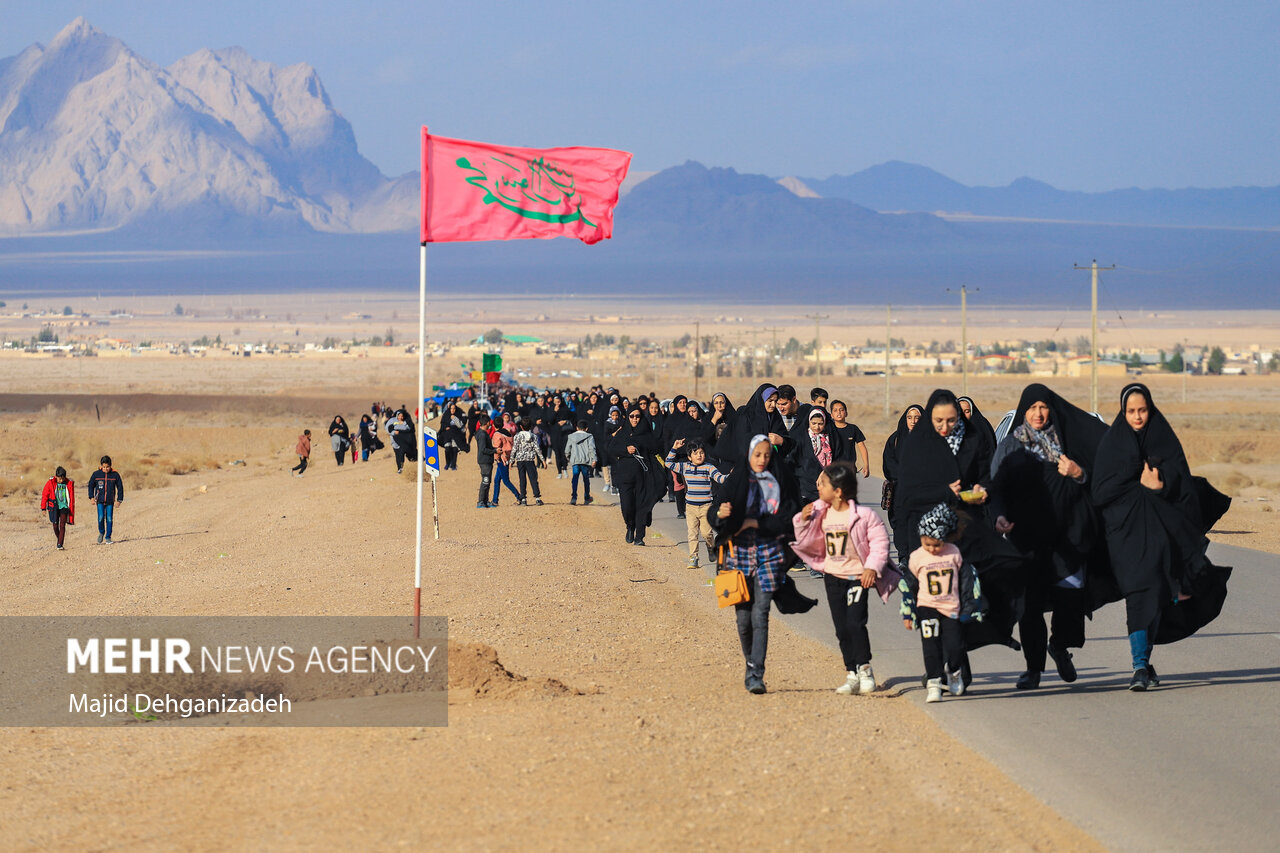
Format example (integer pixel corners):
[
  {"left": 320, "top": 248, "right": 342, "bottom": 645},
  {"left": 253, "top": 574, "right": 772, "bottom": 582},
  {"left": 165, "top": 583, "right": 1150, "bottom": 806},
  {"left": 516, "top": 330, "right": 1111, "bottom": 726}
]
[{"left": 0, "top": 453, "right": 1100, "bottom": 851}]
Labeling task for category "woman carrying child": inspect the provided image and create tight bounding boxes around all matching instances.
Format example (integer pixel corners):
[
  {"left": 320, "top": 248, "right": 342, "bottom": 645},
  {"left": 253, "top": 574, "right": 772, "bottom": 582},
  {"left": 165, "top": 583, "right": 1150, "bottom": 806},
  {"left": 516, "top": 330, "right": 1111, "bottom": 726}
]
[
  {"left": 791, "top": 461, "right": 894, "bottom": 695},
  {"left": 710, "top": 435, "right": 800, "bottom": 694}
]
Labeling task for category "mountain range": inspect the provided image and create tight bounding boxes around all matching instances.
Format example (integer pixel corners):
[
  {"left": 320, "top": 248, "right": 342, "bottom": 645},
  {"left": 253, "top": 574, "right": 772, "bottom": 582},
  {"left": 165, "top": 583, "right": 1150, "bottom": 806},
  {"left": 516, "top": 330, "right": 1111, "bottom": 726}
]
[
  {"left": 2, "top": 19, "right": 1279, "bottom": 306},
  {"left": 0, "top": 17, "right": 414, "bottom": 236}
]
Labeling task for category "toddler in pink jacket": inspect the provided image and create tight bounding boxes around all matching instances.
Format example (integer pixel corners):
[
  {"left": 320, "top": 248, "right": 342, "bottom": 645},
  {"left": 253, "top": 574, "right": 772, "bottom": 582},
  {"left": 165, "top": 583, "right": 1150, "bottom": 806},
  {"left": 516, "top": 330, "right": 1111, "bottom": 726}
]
[{"left": 791, "top": 461, "right": 898, "bottom": 695}]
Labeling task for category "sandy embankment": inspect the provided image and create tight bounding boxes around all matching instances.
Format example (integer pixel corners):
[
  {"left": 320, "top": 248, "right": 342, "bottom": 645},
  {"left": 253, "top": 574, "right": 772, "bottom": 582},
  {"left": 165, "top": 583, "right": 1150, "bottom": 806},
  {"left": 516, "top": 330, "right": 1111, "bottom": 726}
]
[{"left": 0, "top": 442, "right": 1101, "bottom": 851}]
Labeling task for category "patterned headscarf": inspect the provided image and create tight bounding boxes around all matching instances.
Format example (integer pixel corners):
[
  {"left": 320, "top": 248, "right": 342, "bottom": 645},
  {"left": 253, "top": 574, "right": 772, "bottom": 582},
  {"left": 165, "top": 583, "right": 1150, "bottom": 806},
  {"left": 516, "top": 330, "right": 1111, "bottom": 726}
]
[
  {"left": 1012, "top": 422, "right": 1062, "bottom": 464},
  {"left": 808, "top": 410, "right": 833, "bottom": 467},
  {"left": 944, "top": 416, "right": 966, "bottom": 456},
  {"left": 918, "top": 503, "right": 958, "bottom": 540}
]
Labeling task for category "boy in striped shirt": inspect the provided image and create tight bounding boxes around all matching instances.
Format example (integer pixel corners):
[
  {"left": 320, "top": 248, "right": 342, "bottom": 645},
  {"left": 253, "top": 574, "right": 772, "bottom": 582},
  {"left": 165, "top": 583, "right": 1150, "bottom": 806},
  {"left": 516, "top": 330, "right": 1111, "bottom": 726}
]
[{"left": 667, "top": 438, "right": 727, "bottom": 568}]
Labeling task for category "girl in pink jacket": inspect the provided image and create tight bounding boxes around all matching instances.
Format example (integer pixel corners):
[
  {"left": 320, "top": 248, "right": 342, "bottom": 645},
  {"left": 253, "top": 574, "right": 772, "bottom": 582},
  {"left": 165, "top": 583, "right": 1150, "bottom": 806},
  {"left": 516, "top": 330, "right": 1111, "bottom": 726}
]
[{"left": 792, "top": 461, "right": 895, "bottom": 695}]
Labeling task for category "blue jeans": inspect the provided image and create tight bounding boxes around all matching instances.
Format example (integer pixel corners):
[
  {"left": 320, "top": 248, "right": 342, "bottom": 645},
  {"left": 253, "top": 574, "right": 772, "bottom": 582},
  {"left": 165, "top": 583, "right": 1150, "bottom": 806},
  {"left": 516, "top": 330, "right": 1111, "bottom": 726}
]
[
  {"left": 491, "top": 462, "right": 520, "bottom": 503},
  {"left": 97, "top": 503, "right": 115, "bottom": 539},
  {"left": 571, "top": 464, "right": 592, "bottom": 500}
]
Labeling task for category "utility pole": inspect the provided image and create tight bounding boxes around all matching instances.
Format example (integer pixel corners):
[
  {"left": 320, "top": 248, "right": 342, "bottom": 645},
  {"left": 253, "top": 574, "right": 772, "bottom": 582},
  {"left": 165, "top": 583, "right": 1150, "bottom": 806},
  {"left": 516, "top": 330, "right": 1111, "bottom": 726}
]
[
  {"left": 693, "top": 320, "right": 700, "bottom": 398},
  {"left": 806, "top": 313, "right": 828, "bottom": 376},
  {"left": 1074, "top": 261, "right": 1115, "bottom": 413},
  {"left": 946, "top": 287, "right": 977, "bottom": 396},
  {"left": 761, "top": 326, "right": 782, "bottom": 379},
  {"left": 884, "top": 305, "right": 892, "bottom": 417}
]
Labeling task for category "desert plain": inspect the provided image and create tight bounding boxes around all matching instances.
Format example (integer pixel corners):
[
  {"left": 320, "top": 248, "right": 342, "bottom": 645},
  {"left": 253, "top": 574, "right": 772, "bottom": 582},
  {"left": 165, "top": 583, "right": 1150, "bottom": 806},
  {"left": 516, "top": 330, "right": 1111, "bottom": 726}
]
[{"left": 1, "top": 293, "right": 1277, "bottom": 851}]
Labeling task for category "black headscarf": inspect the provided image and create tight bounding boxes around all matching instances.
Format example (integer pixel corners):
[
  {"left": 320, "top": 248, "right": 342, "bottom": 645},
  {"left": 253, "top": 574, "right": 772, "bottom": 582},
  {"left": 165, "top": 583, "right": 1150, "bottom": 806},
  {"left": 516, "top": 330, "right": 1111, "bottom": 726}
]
[
  {"left": 607, "top": 405, "right": 667, "bottom": 526},
  {"left": 664, "top": 394, "right": 705, "bottom": 451},
  {"left": 956, "top": 396, "right": 996, "bottom": 449},
  {"left": 896, "top": 389, "right": 1025, "bottom": 650},
  {"left": 989, "top": 384, "right": 1106, "bottom": 582},
  {"left": 1091, "top": 383, "right": 1232, "bottom": 641},
  {"left": 328, "top": 416, "right": 350, "bottom": 439},
  {"left": 881, "top": 403, "right": 923, "bottom": 484},
  {"left": 704, "top": 391, "right": 736, "bottom": 445},
  {"left": 717, "top": 383, "right": 787, "bottom": 468}
]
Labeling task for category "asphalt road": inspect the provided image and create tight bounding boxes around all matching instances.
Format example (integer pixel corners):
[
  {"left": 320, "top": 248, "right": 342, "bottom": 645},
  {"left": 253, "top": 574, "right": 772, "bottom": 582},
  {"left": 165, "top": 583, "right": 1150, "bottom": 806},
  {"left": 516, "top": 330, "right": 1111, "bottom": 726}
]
[{"left": 639, "top": 477, "right": 1280, "bottom": 853}]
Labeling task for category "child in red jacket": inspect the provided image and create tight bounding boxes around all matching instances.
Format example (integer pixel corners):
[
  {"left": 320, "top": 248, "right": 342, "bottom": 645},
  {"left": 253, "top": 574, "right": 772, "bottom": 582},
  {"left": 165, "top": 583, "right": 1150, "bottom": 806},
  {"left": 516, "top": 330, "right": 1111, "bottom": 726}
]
[{"left": 40, "top": 466, "right": 75, "bottom": 550}]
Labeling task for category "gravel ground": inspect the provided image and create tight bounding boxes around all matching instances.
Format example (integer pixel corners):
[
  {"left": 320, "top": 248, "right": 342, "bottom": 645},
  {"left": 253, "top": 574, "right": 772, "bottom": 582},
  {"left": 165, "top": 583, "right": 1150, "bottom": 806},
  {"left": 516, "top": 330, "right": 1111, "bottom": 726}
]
[{"left": 1, "top": 450, "right": 1101, "bottom": 851}]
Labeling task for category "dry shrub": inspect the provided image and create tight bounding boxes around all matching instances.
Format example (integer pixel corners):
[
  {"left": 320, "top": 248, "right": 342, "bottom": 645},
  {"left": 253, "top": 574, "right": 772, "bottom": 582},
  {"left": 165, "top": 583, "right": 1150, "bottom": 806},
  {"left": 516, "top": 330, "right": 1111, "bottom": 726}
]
[
  {"left": 0, "top": 475, "right": 40, "bottom": 499},
  {"left": 1220, "top": 470, "right": 1254, "bottom": 494},
  {"left": 1220, "top": 440, "right": 1258, "bottom": 464}
]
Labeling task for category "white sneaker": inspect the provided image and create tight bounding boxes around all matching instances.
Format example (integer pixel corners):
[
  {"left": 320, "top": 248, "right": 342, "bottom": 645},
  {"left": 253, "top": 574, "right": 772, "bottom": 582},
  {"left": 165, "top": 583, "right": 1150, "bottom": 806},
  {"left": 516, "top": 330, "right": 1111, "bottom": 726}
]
[
  {"left": 948, "top": 668, "right": 965, "bottom": 696},
  {"left": 834, "top": 671, "right": 858, "bottom": 695},
  {"left": 925, "top": 677, "right": 944, "bottom": 703},
  {"left": 857, "top": 663, "right": 877, "bottom": 695}
]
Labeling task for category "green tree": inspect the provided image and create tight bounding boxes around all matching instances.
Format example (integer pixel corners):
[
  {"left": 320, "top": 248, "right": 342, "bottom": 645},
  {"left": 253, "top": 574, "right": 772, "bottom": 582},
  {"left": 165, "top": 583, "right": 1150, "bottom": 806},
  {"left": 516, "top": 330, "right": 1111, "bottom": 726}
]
[
  {"left": 483, "top": 328, "right": 504, "bottom": 344},
  {"left": 62, "top": 305, "right": 73, "bottom": 316},
  {"left": 1206, "top": 347, "right": 1226, "bottom": 375},
  {"left": 1165, "top": 351, "right": 1184, "bottom": 373},
  {"left": 174, "top": 304, "right": 184, "bottom": 316},
  {"left": 384, "top": 327, "right": 395, "bottom": 346},
  {"left": 37, "top": 326, "right": 57, "bottom": 343}
]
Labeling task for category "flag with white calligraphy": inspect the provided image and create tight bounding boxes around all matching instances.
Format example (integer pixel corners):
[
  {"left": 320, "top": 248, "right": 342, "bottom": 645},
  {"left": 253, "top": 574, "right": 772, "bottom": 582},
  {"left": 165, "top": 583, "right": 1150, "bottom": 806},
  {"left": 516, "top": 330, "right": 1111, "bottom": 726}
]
[{"left": 420, "top": 128, "right": 631, "bottom": 245}]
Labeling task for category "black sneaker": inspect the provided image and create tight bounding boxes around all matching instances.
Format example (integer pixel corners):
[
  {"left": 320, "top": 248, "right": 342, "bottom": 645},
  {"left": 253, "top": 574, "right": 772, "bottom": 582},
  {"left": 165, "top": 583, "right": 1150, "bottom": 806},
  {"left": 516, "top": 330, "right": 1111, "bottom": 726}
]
[
  {"left": 1048, "top": 640, "right": 1077, "bottom": 683},
  {"left": 625, "top": 529, "right": 634, "bottom": 544},
  {"left": 1128, "top": 668, "right": 1150, "bottom": 692},
  {"left": 570, "top": 498, "right": 577, "bottom": 506},
  {"left": 676, "top": 513, "right": 685, "bottom": 519},
  {"left": 583, "top": 496, "right": 594, "bottom": 505},
  {"left": 1146, "top": 665, "right": 1160, "bottom": 686},
  {"left": 634, "top": 538, "right": 645, "bottom": 546},
  {"left": 745, "top": 675, "right": 766, "bottom": 695},
  {"left": 1016, "top": 670, "right": 1041, "bottom": 690},
  {"left": 535, "top": 499, "right": 543, "bottom": 506}
]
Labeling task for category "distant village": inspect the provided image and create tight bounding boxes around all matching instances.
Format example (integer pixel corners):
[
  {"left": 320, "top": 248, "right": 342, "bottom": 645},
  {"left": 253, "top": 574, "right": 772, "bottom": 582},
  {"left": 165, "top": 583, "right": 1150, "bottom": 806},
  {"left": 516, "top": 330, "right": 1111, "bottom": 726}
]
[{"left": 3, "top": 302, "right": 1274, "bottom": 379}]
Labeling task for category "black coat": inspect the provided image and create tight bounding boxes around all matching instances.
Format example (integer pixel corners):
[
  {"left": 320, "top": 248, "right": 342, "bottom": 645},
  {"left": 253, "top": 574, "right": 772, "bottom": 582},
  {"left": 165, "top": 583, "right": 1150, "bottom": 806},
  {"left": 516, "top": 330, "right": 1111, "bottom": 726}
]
[
  {"left": 709, "top": 445, "right": 801, "bottom": 551},
  {"left": 1091, "top": 383, "right": 1232, "bottom": 641},
  {"left": 716, "top": 384, "right": 792, "bottom": 469},
  {"left": 989, "top": 384, "right": 1106, "bottom": 585},
  {"left": 895, "top": 389, "right": 1026, "bottom": 650}
]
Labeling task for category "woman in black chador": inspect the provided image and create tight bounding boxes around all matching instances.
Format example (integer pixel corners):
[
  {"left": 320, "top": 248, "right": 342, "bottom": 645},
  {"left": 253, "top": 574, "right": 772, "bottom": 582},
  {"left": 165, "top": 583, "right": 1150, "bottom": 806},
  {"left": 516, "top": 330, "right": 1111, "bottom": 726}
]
[
  {"left": 896, "top": 389, "right": 1027, "bottom": 667},
  {"left": 606, "top": 405, "right": 666, "bottom": 546},
  {"left": 1091, "top": 383, "right": 1232, "bottom": 691},
  {"left": 989, "top": 384, "right": 1106, "bottom": 689},
  {"left": 881, "top": 403, "right": 923, "bottom": 547}
]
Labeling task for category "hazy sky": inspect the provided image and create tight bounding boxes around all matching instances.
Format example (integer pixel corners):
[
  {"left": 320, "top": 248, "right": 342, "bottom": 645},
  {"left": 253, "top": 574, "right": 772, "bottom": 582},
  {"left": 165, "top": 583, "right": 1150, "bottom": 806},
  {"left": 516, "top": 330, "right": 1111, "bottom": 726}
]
[{"left": 5, "top": 2, "right": 1279, "bottom": 191}]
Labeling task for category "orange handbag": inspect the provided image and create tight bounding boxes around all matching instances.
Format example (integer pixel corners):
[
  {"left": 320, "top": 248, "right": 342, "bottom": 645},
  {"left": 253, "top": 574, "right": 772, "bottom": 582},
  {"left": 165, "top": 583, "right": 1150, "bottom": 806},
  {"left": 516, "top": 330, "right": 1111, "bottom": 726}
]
[{"left": 713, "top": 544, "right": 749, "bottom": 608}]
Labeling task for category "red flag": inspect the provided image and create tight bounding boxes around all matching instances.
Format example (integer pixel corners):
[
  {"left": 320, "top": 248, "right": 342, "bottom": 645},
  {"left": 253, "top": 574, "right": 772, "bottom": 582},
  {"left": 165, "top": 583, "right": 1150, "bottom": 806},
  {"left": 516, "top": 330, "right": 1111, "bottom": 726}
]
[{"left": 420, "top": 128, "right": 631, "bottom": 245}]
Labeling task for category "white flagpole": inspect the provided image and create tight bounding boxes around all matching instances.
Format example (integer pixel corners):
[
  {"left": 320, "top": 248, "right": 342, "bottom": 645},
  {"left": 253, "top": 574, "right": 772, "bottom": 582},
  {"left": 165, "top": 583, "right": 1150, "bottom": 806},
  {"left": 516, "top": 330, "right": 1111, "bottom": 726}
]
[{"left": 414, "top": 243, "right": 426, "bottom": 639}]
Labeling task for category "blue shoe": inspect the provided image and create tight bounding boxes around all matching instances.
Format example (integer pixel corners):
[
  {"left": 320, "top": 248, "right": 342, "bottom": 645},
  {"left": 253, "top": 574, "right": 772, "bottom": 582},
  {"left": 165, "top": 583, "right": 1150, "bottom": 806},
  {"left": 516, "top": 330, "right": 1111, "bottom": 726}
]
[{"left": 476, "top": 502, "right": 489, "bottom": 509}]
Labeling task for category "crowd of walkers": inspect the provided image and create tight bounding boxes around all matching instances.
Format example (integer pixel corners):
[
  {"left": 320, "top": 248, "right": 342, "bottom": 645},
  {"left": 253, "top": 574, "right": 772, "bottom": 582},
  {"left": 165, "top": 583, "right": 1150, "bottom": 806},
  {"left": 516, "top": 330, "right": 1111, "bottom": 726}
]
[{"left": 432, "top": 380, "right": 1232, "bottom": 701}]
